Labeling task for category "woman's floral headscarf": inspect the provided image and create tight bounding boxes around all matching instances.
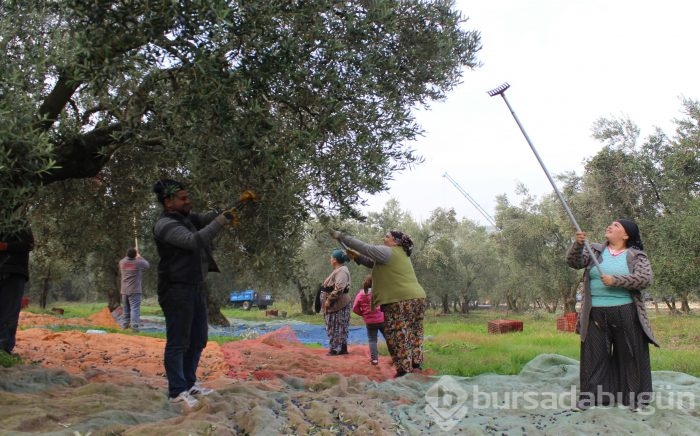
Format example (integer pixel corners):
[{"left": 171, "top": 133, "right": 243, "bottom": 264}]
[{"left": 389, "top": 230, "right": 414, "bottom": 257}]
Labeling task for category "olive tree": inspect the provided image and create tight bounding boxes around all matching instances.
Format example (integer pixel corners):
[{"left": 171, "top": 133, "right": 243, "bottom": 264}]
[{"left": 1, "top": 1, "right": 482, "bottom": 312}]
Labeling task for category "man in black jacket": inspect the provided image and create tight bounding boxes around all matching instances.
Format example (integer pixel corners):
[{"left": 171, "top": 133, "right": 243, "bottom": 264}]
[
  {"left": 0, "top": 226, "right": 34, "bottom": 355},
  {"left": 152, "top": 179, "right": 236, "bottom": 410}
]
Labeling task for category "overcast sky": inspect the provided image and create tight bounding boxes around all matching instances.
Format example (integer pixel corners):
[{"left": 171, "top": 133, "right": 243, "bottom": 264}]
[{"left": 362, "top": 0, "right": 700, "bottom": 225}]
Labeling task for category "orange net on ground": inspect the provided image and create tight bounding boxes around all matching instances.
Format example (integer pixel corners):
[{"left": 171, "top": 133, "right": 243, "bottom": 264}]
[
  {"left": 16, "top": 310, "right": 435, "bottom": 387},
  {"left": 219, "top": 325, "right": 424, "bottom": 382},
  {"left": 19, "top": 306, "right": 121, "bottom": 329}
]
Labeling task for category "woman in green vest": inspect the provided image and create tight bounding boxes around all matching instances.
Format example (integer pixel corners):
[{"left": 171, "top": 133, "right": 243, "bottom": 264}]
[{"left": 329, "top": 229, "right": 426, "bottom": 377}]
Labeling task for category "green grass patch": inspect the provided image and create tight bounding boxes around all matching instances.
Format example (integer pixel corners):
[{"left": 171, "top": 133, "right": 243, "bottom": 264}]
[
  {"left": 421, "top": 311, "right": 580, "bottom": 376},
  {"left": 0, "top": 351, "right": 23, "bottom": 368},
  {"left": 23, "top": 303, "right": 109, "bottom": 319},
  {"left": 420, "top": 309, "right": 700, "bottom": 377}
]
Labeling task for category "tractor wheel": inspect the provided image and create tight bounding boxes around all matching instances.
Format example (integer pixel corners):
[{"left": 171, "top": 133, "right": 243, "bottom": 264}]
[{"left": 242, "top": 301, "right": 252, "bottom": 311}]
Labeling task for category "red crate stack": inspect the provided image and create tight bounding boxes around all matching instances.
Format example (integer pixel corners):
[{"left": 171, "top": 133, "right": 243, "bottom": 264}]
[
  {"left": 488, "top": 319, "right": 524, "bottom": 334},
  {"left": 556, "top": 312, "right": 578, "bottom": 332}
]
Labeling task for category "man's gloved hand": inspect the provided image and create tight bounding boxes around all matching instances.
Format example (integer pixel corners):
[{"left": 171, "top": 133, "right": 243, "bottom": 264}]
[
  {"left": 228, "top": 190, "right": 258, "bottom": 209},
  {"left": 329, "top": 229, "right": 342, "bottom": 240},
  {"left": 222, "top": 207, "right": 240, "bottom": 226}
]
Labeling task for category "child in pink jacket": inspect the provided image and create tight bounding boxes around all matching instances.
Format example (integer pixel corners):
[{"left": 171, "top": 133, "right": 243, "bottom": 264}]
[{"left": 352, "top": 275, "right": 386, "bottom": 365}]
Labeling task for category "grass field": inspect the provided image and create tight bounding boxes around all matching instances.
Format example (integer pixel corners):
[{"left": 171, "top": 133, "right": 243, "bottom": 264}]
[{"left": 20, "top": 300, "right": 700, "bottom": 377}]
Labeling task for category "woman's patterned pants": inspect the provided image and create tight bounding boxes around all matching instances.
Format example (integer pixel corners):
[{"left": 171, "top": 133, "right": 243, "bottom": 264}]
[{"left": 381, "top": 298, "right": 426, "bottom": 374}]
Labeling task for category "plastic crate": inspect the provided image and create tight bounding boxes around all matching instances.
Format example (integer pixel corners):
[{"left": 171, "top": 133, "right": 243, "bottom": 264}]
[
  {"left": 556, "top": 312, "right": 577, "bottom": 332},
  {"left": 488, "top": 319, "right": 524, "bottom": 334},
  {"left": 565, "top": 312, "right": 578, "bottom": 323}
]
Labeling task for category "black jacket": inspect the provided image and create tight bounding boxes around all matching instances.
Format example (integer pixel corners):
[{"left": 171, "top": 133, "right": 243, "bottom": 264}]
[
  {"left": 153, "top": 211, "right": 221, "bottom": 299},
  {"left": 0, "top": 228, "right": 34, "bottom": 280}
]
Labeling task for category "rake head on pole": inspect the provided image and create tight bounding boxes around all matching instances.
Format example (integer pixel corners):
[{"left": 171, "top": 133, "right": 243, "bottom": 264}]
[
  {"left": 487, "top": 82, "right": 510, "bottom": 97},
  {"left": 485, "top": 80, "right": 603, "bottom": 274}
]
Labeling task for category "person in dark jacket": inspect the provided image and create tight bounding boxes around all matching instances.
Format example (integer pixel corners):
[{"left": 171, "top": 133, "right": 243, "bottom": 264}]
[
  {"left": 566, "top": 219, "right": 658, "bottom": 412},
  {"left": 0, "top": 226, "right": 34, "bottom": 355},
  {"left": 152, "top": 179, "right": 236, "bottom": 410}
]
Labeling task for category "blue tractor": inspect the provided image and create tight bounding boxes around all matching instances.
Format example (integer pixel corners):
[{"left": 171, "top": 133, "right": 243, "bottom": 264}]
[{"left": 228, "top": 289, "right": 274, "bottom": 310}]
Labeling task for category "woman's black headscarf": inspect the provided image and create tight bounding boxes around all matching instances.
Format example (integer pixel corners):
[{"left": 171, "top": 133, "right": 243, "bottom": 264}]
[{"left": 616, "top": 218, "right": 644, "bottom": 250}]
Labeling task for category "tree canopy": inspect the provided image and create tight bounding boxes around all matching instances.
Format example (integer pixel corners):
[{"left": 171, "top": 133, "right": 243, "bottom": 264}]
[
  {"left": 2, "top": 0, "right": 482, "bottom": 316},
  {"left": 1, "top": 0, "right": 481, "bottom": 239}
]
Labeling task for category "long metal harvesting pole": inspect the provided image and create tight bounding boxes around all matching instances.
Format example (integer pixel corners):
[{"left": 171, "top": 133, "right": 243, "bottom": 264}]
[
  {"left": 443, "top": 172, "right": 499, "bottom": 229},
  {"left": 487, "top": 82, "right": 602, "bottom": 274}
]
